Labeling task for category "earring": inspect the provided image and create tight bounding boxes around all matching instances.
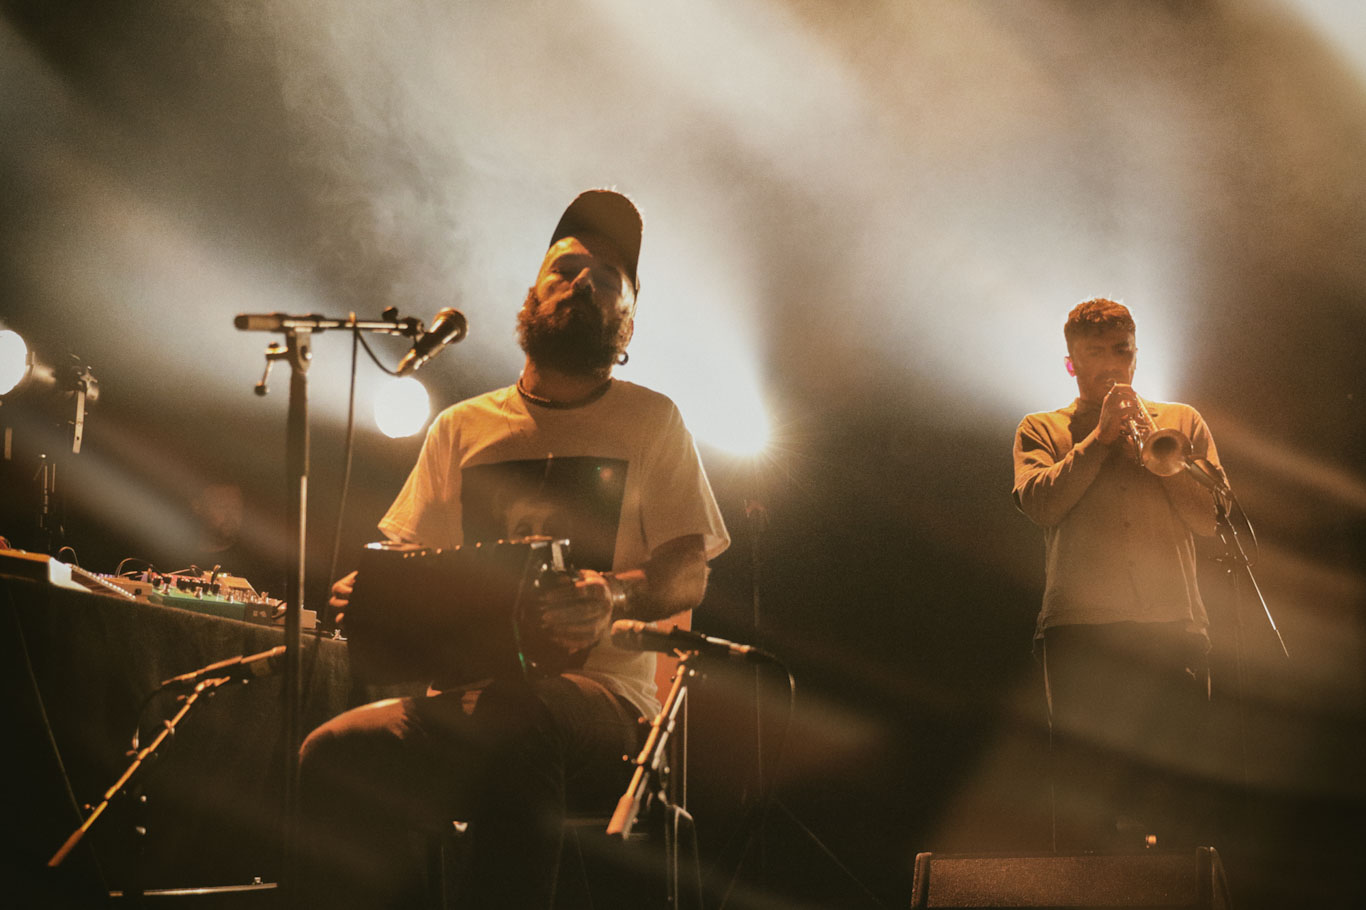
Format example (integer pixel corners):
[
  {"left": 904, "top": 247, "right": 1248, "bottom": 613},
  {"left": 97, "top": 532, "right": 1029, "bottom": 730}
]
[{"left": 616, "top": 351, "right": 629, "bottom": 366}]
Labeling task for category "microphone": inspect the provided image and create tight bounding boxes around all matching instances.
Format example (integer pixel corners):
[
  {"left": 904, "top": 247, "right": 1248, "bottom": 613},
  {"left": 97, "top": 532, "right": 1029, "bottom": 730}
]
[
  {"left": 397, "top": 307, "right": 467, "bottom": 375},
  {"left": 1186, "top": 457, "right": 1231, "bottom": 496},
  {"left": 159, "top": 645, "right": 286, "bottom": 690},
  {"left": 610, "top": 620, "right": 772, "bottom": 663},
  {"left": 233, "top": 313, "right": 329, "bottom": 332},
  {"left": 234, "top": 312, "right": 289, "bottom": 332}
]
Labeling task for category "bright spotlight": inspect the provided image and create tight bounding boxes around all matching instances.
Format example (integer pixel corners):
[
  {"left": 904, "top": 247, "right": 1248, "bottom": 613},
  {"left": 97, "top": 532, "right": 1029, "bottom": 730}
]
[
  {"left": 701, "top": 403, "right": 770, "bottom": 457},
  {"left": 631, "top": 341, "right": 771, "bottom": 458},
  {"left": 372, "top": 376, "right": 431, "bottom": 438},
  {"left": 0, "top": 329, "right": 29, "bottom": 396},
  {"left": 676, "top": 383, "right": 771, "bottom": 458}
]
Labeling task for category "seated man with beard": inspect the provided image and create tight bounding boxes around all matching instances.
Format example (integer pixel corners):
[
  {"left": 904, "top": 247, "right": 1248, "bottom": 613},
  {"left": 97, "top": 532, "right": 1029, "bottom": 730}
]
[{"left": 298, "top": 190, "right": 730, "bottom": 909}]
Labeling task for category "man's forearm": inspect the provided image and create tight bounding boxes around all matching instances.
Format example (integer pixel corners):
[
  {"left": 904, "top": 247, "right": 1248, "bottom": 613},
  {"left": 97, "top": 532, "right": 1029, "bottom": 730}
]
[
  {"left": 1014, "top": 428, "right": 1112, "bottom": 527},
  {"left": 604, "top": 534, "right": 708, "bottom": 623}
]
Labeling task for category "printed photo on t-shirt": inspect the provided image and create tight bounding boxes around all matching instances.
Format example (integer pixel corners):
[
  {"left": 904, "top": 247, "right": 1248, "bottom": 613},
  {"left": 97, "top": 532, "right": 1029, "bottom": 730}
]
[{"left": 460, "top": 456, "right": 628, "bottom": 571}]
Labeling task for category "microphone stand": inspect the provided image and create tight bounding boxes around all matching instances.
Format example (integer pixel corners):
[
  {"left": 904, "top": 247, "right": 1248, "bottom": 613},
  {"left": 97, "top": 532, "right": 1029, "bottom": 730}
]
[
  {"left": 47, "top": 676, "right": 236, "bottom": 881},
  {"left": 743, "top": 491, "right": 770, "bottom": 883},
  {"left": 1212, "top": 490, "right": 1289, "bottom": 661},
  {"left": 1207, "top": 477, "right": 1290, "bottom": 817},
  {"left": 718, "top": 477, "right": 883, "bottom": 909},
  {"left": 236, "top": 310, "right": 424, "bottom": 897},
  {"left": 608, "top": 652, "right": 700, "bottom": 909}
]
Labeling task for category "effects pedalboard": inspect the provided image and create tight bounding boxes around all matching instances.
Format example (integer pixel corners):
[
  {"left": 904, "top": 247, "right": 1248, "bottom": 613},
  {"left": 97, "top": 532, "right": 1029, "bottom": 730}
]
[{"left": 0, "top": 548, "right": 313, "bottom": 629}]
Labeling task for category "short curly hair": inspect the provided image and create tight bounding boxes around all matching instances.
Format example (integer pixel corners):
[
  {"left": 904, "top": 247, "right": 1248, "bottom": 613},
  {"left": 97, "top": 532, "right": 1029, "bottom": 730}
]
[{"left": 1064, "top": 297, "right": 1134, "bottom": 352}]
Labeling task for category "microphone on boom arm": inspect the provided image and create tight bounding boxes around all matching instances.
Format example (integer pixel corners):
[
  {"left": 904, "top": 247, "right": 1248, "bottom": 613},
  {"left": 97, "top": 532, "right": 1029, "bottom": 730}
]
[
  {"left": 610, "top": 620, "right": 774, "bottom": 664},
  {"left": 397, "top": 308, "right": 468, "bottom": 375},
  {"left": 159, "top": 645, "right": 286, "bottom": 690}
]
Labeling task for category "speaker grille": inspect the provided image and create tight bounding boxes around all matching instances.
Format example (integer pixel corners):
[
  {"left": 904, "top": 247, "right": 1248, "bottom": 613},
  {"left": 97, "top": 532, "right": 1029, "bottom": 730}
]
[{"left": 910, "top": 848, "right": 1229, "bottom": 909}]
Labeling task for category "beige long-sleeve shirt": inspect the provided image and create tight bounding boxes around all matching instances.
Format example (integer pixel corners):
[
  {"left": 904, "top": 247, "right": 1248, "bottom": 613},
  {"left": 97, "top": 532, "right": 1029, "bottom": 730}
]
[{"left": 1012, "top": 397, "right": 1222, "bottom": 639}]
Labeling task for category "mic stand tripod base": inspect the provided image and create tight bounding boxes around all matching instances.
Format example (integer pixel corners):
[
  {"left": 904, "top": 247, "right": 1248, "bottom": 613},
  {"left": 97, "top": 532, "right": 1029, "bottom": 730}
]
[
  {"left": 608, "top": 651, "right": 694, "bottom": 839},
  {"left": 607, "top": 651, "right": 698, "bottom": 909}
]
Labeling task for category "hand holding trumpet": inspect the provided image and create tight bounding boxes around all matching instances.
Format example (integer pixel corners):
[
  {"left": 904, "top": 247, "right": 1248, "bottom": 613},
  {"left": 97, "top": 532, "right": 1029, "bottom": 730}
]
[
  {"left": 1101, "top": 379, "right": 1196, "bottom": 478},
  {"left": 1098, "top": 380, "right": 1144, "bottom": 447}
]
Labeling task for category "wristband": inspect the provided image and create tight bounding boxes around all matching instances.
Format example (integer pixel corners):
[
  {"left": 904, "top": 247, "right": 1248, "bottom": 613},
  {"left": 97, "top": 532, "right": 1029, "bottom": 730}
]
[{"left": 603, "top": 573, "right": 632, "bottom": 616}]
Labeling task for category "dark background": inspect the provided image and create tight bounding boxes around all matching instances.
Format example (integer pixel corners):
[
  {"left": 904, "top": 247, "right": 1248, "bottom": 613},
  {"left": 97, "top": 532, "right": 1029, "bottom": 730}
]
[{"left": 2, "top": 2, "right": 1363, "bottom": 907}]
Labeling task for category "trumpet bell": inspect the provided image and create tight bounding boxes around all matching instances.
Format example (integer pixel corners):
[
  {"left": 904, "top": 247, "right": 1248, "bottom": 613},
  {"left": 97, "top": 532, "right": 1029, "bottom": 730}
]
[{"left": 1140, "top": 427, "right": 1192, "bottom": 477}]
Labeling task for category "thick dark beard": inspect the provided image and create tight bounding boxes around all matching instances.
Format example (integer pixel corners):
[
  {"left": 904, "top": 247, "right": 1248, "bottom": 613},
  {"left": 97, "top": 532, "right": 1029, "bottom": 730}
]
[{"left": 516, "top": 286, "right": 628, "bottom": 377}]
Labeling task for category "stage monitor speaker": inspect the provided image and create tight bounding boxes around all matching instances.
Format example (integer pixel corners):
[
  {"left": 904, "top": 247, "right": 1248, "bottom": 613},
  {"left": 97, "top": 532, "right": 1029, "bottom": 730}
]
[{"left": 910, "top": 847, "right": 1230, "bottom": 909}]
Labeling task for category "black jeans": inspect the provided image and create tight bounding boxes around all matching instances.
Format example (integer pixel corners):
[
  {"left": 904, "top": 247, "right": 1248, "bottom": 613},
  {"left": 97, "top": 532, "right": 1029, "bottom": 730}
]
[
  {"left": 296, "top": 674, "right": 642, "bottom": 908},
  {"left": 1042, "top": 622, "right": 1212, "bottom": 852}
]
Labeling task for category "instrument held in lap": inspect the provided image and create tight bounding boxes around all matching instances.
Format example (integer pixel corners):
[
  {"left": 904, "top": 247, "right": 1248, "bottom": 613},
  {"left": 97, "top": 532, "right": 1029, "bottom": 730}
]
[{"left": 344, "top": 537, "right": 586, "bottom": 686}]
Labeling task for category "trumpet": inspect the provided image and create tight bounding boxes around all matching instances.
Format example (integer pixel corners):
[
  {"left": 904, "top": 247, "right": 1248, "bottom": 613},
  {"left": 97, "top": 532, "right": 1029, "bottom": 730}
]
[{"left": 1107, "top": 381, "right": 1192, "bottom": 477}]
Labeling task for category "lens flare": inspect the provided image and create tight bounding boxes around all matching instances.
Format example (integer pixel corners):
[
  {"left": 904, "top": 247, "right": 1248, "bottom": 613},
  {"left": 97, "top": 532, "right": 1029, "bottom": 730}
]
[{"left": 372, "top": 376, "right": 431, "bottom": 438}]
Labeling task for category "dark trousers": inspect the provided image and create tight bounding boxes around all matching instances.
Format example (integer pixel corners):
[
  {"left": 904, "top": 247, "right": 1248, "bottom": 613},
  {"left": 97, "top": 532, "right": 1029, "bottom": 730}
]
[
  {"left": 1042, "top": 621, "right": 1212, "bottom": 852},
  {"left": 296, "top": 674, "right": 642, "bottom": 909}
]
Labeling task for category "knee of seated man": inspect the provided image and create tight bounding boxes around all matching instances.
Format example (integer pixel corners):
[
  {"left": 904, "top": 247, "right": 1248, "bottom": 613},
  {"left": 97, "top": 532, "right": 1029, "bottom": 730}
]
[
  {"left": 300, "top": 697, "right": 414, "bottom": 777},
  {"left": 469, "top": 679, "right": 561, "bottom": 745},
  {"left": 299, "top": 717, "right": 346, "bottom": 776}
]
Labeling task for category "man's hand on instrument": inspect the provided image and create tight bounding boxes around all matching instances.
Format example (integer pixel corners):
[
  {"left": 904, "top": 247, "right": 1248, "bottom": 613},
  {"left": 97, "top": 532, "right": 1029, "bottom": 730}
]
[
  {"left": 538, "top": 570, "right": 613, "bottom": 653},
  {"left": 1099, "top": 381, "right": 1139, "bottom": 446},
  {"left": 328, "top": 570, "right": 358, "bottom": 629}
]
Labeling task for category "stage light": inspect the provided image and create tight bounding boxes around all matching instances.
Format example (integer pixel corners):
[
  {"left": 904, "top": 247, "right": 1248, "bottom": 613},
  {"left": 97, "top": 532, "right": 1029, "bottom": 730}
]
[
  {"left": 689, "top": 389, "right": 771, "bottom": 458},
  {"left": 0, "top": 329, "right": 30, "bottom": 396},
  {"left": 0, "top": 331, "right": 100, "bottom": 454},
  {"left": 619, "top": 334, "right": 772, "bottom": 457},
  {"left": 372, "top": 376, "right": 431, "bottom": 438}
]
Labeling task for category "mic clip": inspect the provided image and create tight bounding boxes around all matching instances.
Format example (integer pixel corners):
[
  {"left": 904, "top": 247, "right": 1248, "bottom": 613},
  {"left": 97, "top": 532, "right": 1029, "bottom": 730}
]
[
  {"left": 254, "top": 342, "right": 288, "bottom": 396},
  {"left": 381, "top": 306, "right": 424, "bottom": 339}
]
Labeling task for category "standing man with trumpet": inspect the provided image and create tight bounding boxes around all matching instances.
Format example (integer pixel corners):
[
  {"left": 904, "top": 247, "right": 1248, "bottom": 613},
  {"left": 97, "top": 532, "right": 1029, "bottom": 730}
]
[{"left": 1013, "top": 297, "right": 1227, "bottom": 852}]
